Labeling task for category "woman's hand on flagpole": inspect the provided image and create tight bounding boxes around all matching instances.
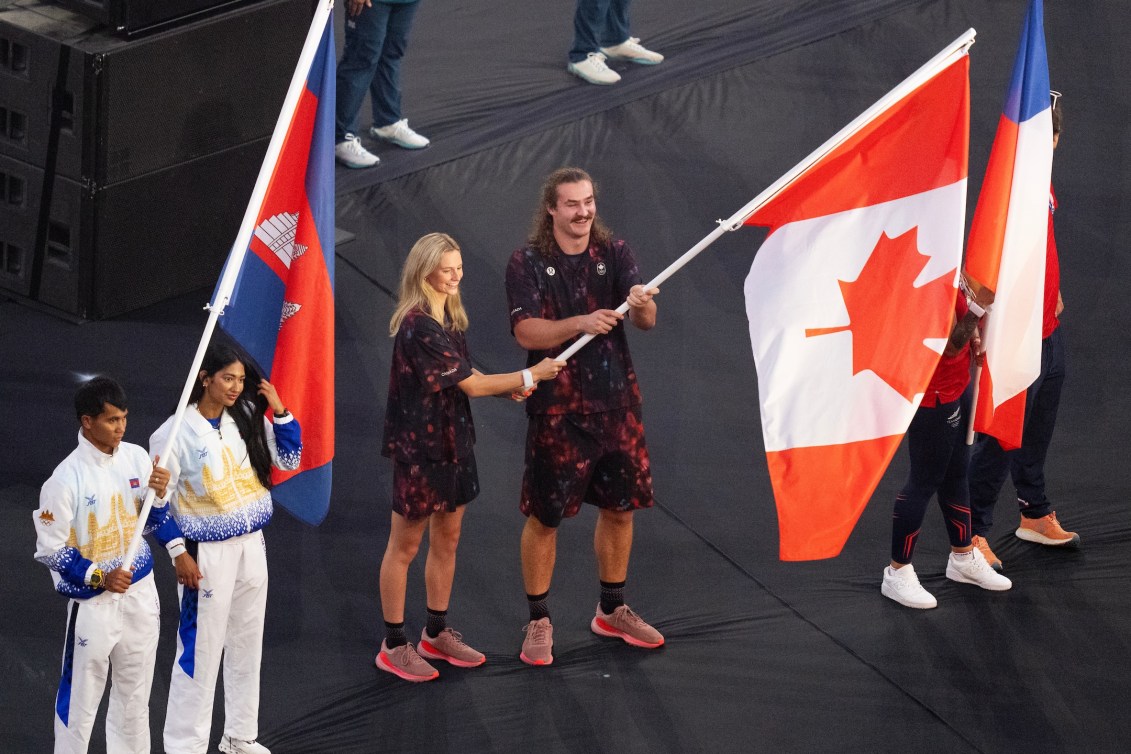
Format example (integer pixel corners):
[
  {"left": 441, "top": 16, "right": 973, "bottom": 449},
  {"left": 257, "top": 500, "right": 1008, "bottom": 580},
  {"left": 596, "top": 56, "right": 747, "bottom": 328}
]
[{"left": 149, "top": 457, "right": 170, "bottom": 499}]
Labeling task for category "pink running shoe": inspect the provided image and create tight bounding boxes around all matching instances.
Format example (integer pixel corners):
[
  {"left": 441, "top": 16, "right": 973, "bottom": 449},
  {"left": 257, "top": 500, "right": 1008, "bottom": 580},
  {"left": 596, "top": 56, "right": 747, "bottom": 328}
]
[
  {"left": 591, "top": 604, "right": 664, "bottom": 648},
  {"left": 520, "top": 617, "right": 554, "bottom": 666},
  {"left": 418, "top": 628, "right": 486, "bottom": 668},
  {"left": 375, "top": 640, "right": 438, "bottom": 682}
]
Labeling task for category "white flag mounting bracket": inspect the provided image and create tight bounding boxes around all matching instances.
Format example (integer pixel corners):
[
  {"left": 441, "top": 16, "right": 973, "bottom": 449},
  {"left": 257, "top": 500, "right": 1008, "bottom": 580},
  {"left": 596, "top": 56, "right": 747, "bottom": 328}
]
[{"left": 203, "top": 299, "right": 230, "bottom": 316}]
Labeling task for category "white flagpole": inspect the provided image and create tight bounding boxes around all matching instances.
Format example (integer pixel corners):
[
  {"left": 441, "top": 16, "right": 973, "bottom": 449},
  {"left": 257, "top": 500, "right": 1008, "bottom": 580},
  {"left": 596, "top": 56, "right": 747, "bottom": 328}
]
[
  {"left": 966, "top": 364, "right": 982, "bottom": 445},
  {"left": 557, "top": 28, "right": 977, "bottom": 363},
  {"left": 123, "top": 0, "right": 335, "bottom": 567}
]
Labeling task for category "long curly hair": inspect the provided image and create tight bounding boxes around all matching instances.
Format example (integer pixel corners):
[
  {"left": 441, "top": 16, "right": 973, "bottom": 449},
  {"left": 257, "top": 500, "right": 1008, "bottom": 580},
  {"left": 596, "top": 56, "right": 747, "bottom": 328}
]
[
  {"left": 527, "top": 167, "right": 612, "bottom": 256},
  {"left": 188, "top": 341, "right": 274, "bottom": 489},
  {"left": 389, "top": 232, "right": 470, "bottom": 336}
]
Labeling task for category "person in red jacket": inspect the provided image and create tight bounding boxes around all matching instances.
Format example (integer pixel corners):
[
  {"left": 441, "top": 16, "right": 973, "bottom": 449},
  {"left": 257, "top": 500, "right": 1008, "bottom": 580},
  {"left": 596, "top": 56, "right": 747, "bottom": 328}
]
[
  {"left": 968, "top": 91, "right": 1078, "bottom": 572},
  {"left": 881, "top": 288, "right": 1013, "bottom": 608}
]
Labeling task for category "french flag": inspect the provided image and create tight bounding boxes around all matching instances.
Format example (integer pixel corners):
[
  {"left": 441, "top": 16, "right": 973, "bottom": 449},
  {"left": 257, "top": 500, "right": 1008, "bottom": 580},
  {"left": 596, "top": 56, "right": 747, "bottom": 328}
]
[
  {"left": 965, "top": 0, "right": 1053, "bottom": 450},
  {"left": 217, "top": 7, "right": 336, "bottom": 524}
]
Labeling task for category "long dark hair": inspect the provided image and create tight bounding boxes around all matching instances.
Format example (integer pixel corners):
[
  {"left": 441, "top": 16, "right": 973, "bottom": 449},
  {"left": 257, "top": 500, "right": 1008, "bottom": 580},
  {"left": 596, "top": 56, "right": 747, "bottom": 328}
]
[
  {"left": 188, "top": 340, "right": 274, "bottom": 489},
  {"left": 527, "top": 166, "right": 612, "bottom": 256}
]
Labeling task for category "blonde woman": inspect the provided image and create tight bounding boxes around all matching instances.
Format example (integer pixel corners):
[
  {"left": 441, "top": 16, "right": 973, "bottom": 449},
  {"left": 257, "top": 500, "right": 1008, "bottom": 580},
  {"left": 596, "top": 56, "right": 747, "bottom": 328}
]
[{"left": 377, "top": 232, "right": 563, "bottom": 681}]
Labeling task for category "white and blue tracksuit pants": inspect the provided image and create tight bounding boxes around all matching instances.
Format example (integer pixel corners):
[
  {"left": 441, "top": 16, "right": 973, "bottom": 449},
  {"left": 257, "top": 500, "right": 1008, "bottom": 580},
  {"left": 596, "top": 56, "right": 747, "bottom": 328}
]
[{"left": 163, "top": 530, "right": 268, "bottom": 754}]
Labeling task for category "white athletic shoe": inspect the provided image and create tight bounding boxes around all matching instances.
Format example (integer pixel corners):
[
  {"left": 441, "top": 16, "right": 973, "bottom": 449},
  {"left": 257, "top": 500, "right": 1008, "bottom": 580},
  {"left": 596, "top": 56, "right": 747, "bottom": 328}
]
[
  {"left": 600, "top": 36, "right": 664, "bottom": 65},
  {"left": 881, "top": 564, "right": 937, "bottom": 609},
  {"left": 370, "top": 119, "right": 430, "bottom": 149},
  {"left": 334, "top": 134, "right": 379, "bottom": 168},
  {"left": 568, "top": 52, "right": 621, "bottom": 85},
  {"left": 946, "top": 548, "right": 1013, "bottom": 591},
  {"left": 219, "top": 736, "right": 271, "bottom": 754}
]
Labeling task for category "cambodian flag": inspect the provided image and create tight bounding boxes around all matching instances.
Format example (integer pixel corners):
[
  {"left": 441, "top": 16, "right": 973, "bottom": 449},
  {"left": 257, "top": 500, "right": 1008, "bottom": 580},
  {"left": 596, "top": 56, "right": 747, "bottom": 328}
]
[
  {"left": 215, "top": 4, "right": 336, "bottom": 524},
  {"left": 964, "top": 0, "right": 1053, "bottom": 449}
]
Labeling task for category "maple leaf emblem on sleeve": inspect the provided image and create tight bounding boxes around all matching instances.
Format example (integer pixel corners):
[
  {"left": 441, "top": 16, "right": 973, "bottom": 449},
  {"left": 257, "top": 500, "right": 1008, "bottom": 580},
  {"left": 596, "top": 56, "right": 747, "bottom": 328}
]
[{"left": 805, "top": 227, "right": 955, "bottom": 402}]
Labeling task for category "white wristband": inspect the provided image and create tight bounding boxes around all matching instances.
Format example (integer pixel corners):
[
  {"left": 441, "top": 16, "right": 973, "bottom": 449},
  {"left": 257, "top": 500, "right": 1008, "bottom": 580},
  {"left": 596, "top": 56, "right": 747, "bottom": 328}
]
[{"left": 522, "top": 369, "right": 534, "bottom": 389}]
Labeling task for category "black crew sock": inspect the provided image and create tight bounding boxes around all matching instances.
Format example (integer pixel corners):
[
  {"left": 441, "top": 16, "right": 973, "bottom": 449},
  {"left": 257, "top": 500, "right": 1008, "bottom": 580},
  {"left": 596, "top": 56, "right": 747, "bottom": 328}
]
[
  {"left": 600, "top": 580, "right": 626, "bottom": 615},
  {"left": 384, "top": 621, "right": 407, "bottom": 649},
  {"left": 527, "top": 590, "right": 550, "bottom": 622},
  {"left": 425, "top": 608, "right": 448, "bottom": 639}
]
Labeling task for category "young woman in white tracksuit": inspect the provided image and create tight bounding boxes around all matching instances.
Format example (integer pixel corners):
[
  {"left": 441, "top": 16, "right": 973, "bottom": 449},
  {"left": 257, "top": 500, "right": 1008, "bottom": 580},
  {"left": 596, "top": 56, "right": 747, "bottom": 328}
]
[{"left": 151, "top": 342, "right": 301, "bottom": 754}]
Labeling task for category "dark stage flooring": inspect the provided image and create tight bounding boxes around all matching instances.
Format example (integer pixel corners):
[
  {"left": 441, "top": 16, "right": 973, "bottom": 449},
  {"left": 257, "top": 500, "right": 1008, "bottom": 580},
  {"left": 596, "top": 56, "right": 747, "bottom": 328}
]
[{"left": 3, "top": 1, "right": 1131, "bottom": 752}]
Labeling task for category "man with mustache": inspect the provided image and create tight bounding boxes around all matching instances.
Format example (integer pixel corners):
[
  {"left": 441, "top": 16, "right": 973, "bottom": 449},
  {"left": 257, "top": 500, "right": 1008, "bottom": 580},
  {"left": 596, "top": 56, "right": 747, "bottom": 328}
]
[{"left": 505, "top": 167, "right": 664, "bottom": 666}]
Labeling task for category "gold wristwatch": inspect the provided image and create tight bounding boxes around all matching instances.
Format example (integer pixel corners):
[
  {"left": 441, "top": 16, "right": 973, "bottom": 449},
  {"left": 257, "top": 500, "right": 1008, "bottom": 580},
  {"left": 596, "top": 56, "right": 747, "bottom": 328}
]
[{"left": 89, "top": 568, "right": 105, "bottom": 589}]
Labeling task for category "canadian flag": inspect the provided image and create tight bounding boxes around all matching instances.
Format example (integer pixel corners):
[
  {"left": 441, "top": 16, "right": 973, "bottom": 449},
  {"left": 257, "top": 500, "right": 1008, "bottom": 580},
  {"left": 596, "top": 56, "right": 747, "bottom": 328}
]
[
  {"left": 744, "top": 52, "right": 971, "bottom": 560},
  {"left": 965, "top": 0, "right": 1052, "bottom": 449}
]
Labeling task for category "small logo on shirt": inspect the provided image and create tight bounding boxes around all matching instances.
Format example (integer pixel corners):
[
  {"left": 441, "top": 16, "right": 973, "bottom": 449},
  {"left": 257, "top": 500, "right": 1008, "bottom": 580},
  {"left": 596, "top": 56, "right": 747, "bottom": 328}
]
[
  {"left": 77, "top": 636, "right": 89, "bottom": 647},
  {"left": 85, "top": 494, "right": 97, "bottom": 507},
  {"left": 511, "top": 307, "right": 522, "bottom": 315},
  {"left": 197, "top": 448, "right": 209, "bottom": 460},
  {"left": 202, "top": 589, "right": 214, "bottom": 599},
  {"left": 441, "top": 367, "right": 458, "bottom": 376},
  {"left": 946, "top": 406, "right": 961, "bottom": 428},
  {"left": 129, "top": 478, "right": 140, "bottom": 489},
  {"left": 596, "top": 262, "right": 607, "bottom": 276},
  {"left": 38, "top": 510, "right": 55, "bottom": 526},
  {"left": 546, "top": 266, "right": 556, "bottom": 277}
]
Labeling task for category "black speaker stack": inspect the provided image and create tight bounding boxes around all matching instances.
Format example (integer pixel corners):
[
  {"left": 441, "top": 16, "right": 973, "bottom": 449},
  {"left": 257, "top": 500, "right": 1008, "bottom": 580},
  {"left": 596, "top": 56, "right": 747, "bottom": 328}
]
[{"left": 0, "top": 0, "right": 311, "bottom": 319}]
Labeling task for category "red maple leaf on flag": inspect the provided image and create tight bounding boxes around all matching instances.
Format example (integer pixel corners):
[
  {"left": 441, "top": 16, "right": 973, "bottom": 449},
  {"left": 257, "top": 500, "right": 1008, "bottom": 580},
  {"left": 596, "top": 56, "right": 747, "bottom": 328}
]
[{"left": 806, "top": 228, "right": 954, "bottom": 401}]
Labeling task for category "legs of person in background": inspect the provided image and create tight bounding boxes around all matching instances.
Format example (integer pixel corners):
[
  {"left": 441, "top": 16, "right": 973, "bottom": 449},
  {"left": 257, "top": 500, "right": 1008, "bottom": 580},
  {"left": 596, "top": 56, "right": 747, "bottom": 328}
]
[
  {"left": 567, "top": 0, "right": 661, "bottom": 84},
  {"left": 1012, "top": 330, "right": 1078, "bottom": 546},
  {"left": 334, "top": 3, "right": 393, "bottom": 167},
  {"left": 970, "top": 329, "right": 1078, "bottom": 558},
  {"left": 368, "top": 1, "right": 429, "bottom": 149}
]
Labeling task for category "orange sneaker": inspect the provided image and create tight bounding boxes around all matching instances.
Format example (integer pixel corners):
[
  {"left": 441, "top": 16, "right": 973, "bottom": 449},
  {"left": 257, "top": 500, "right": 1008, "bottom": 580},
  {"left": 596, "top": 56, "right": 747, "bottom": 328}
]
[
  {"left": 1015, "top": 511, "right": 1080, "bottom": 547},
  {"left": 971, "top": 535, "right": 1003, "bottom": 572}
]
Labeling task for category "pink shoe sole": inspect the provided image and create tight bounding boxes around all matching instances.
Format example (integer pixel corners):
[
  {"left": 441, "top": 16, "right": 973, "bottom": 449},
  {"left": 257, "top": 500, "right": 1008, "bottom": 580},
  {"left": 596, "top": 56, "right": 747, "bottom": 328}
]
[
  {"left": 374, "top": 651, "right": 438, "bottom": 682},
  {"left": 519, "top": 651, "right": 553, "bottom": 666},
  {"left": 417, "top": 639, "right": 486, "bottom": 668},
  {"left": 590, "top": 616, "right": 665, "bottom": 648}
]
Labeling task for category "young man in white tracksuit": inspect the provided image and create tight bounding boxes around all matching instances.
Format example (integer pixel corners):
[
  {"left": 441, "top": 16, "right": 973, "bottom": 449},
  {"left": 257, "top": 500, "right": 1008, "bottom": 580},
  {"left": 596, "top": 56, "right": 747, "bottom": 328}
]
[{"left": 34, "top": 376, "right": 198, "bottom": 753}]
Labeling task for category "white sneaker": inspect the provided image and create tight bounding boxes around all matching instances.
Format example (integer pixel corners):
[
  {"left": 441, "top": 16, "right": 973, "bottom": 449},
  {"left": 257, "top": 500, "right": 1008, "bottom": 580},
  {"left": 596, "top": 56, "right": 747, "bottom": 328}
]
[
  {"left": 370, "top": 119, "right": 430, "bottom": 149},
  {"left": 219, "top": 736, "right": 271, "bottom": 754},
  {"left": 334, "top": 134, "right": 379, "bottom": 168},
  {"left": 946, "top": 548, "right": 1013, "bottom": 591},
  {"left": 568, "top": 52, "right": 621, "bottom": 85},
  {"left": 881, "top": 564, "right": 937, "bottom": 609},
  {"left": 600, "top": 37, "right": 664, "bottom": 65}
]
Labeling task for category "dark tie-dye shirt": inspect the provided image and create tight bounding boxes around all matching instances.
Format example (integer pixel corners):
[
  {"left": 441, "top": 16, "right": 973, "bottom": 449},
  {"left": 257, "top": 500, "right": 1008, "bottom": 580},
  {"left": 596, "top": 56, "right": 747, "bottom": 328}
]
[
  {"left": 505, "top": 239, "right": 643, "bottom": 415},
  {"left": 382, "top": 309, "right": 475, "bottom": 463}
]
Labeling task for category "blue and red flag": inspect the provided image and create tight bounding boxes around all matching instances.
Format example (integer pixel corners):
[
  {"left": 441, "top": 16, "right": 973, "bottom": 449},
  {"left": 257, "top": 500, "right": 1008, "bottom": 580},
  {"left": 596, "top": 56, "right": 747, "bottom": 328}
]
[
  {"left": 965, "top": 0, "right": 1053, "bottom": 449},
  {"left": 216, "top": 7, "right": 336, "bottom": 524}
]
